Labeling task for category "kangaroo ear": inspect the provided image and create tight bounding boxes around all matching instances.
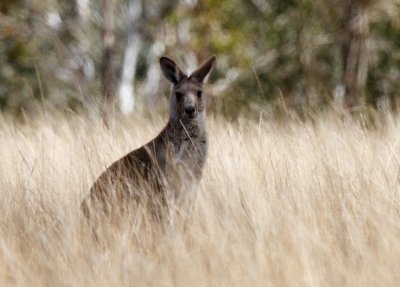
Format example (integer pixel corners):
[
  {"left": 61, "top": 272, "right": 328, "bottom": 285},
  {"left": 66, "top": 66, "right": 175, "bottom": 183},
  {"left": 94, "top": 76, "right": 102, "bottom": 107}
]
[
  {"left": 190, "top": 56, "right": 216, "bottom": 83},
  {"left": 160, "top": 57, "right": 186, "bottom": 84}
]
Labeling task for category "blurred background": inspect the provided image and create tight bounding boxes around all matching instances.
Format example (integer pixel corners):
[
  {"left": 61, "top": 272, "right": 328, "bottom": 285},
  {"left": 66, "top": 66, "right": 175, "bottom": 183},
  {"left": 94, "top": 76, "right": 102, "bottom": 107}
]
[{"left": 1, "top": 0, "right": 400, "bottom": 121}]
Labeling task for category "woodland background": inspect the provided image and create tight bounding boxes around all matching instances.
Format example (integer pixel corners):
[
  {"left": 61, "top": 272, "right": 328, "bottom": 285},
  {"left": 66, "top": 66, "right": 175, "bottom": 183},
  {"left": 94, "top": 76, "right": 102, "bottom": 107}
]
[
  {"left": 2, "top": 2, "right": 400, "bottom": 286},
  {"left": 1, "top": 0, "right": 400, "bottom": 121}
]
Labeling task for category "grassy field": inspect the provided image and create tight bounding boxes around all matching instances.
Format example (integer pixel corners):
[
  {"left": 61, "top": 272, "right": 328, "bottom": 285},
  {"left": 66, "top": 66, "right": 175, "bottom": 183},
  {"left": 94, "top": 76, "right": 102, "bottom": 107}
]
[{"left": 1, "top": 113, "right": 400, "bottom": 286}]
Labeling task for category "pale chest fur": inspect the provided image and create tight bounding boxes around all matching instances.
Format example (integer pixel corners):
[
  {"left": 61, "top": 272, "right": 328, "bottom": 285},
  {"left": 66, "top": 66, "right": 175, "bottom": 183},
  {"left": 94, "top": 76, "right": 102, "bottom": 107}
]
[{"left": 157, "top": 119, "right": 207, "bottom": 181}]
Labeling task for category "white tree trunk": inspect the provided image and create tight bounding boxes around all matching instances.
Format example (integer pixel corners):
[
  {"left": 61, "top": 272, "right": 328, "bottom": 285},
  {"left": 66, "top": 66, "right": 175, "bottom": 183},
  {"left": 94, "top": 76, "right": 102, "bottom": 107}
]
[
  {"left": 142, "top": 42, "right": 165, "bottom": 107},
  {"left": 118, "top": 0, "right": 142, "bottom": 115}
]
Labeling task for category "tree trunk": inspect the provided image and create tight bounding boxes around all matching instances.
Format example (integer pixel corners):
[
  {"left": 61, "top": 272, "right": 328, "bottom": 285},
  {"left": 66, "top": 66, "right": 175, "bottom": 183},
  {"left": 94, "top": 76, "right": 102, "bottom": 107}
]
[
  {"left": 118, "top": 0, "right": 142, "bottom": 115},
  {"left": 342, "top": 0, "right": 370, "bottom": 109},
  {"left": 101, "top": 0, "right": 117, "bottom": 126},
  {"left": 142, "top": 42, "right": 164, "bottom": 108}
]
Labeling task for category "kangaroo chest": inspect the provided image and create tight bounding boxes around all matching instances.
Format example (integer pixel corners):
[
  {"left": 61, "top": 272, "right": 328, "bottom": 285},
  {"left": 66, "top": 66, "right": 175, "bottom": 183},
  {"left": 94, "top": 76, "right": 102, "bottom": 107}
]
[{"left": 155, "top": 124, "right": 207, "bottom": 180}]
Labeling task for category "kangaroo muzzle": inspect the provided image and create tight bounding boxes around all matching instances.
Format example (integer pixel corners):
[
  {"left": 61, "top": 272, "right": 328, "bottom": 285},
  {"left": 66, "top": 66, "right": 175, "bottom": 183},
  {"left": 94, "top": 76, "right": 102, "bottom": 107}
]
[
  {"left": 185, "top": 106, "right": 196, "bottom": 117},
  {"left": 184, "top": 94, "right": 197, "bottom": 118}
]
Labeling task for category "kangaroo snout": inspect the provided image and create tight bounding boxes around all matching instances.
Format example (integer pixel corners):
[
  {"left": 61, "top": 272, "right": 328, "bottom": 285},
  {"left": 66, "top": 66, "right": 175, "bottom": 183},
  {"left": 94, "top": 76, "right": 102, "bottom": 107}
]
[
  {"left": 185, "top": 106, "right": 196, "bottom": 117},
  {"left": 184, "top": 93, "right": 197, "bottom": 118}
]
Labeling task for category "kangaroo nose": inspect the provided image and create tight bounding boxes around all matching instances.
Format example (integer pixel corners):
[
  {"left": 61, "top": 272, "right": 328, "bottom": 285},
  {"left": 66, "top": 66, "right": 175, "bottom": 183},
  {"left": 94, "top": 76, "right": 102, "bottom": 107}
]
[{"left": 185, "top": 106, "right": 195, "bottom": 115}]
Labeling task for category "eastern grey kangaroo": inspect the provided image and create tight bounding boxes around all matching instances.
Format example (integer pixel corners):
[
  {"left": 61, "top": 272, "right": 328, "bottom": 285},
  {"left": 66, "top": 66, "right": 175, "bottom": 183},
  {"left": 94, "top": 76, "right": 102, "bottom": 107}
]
[{"left": 81, "top": 55, "right": 216, "bottom": 220}]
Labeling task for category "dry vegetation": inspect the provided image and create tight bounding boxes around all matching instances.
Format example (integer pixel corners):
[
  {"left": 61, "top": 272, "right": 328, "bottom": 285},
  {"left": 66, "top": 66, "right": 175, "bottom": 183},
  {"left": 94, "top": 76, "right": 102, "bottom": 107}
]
[{"left": 1, "top": 113, "right": 400, "bottom": 286}]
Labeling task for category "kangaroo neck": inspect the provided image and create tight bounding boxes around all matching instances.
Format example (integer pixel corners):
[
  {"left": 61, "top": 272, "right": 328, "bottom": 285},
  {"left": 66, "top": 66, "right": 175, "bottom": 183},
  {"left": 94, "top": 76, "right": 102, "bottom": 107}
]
[{"left": 167, "top": 112, "right": 206, "bottom": 139}]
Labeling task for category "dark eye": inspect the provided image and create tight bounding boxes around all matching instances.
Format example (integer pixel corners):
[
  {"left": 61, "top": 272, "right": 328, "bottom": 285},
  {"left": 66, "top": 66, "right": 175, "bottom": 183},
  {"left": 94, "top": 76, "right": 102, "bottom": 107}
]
[
  {"left": 176, "top": 92, "right": 184, "bottom": 100},
  {"left": 197, "top": 91, "right": 202, "bottom": 98}
]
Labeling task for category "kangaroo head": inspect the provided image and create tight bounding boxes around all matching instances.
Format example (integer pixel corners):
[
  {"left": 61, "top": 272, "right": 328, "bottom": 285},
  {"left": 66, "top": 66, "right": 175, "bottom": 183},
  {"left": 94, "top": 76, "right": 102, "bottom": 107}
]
[{"left": 160, "top": 56, "right": 216, "bottom": 121}]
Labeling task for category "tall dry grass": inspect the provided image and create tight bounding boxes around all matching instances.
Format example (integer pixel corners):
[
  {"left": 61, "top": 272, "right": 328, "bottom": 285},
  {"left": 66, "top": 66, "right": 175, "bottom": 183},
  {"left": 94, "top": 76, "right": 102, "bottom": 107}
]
[{"left": 1, "top": 113, "right": 400, "bottom": 286}]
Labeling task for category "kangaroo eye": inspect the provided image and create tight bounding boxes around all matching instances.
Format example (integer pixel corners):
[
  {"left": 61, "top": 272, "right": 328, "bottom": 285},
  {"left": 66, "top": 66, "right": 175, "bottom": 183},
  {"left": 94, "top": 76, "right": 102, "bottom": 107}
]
[
  {"left": 175, "top": 92, "right": 184, "bottom": 100},
  {"left": 197, "top": 91, "right": 202, "bottom": 98}
]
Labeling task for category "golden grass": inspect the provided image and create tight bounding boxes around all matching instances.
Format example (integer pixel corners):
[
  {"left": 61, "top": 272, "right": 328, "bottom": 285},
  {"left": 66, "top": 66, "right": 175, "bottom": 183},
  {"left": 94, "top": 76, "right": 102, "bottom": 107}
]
[{"left": 1, "top": 113, "right": 400, "bottom": 286}]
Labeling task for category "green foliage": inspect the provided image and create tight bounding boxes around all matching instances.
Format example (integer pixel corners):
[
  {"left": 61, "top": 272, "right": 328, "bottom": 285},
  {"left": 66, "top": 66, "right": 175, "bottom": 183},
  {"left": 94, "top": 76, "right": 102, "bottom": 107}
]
[
  {"left": 0, "top": 0, "right": 400, "bottom": 117},
  {"left": 367, "top": 17, "right": 400, "bottom": 107},
  {"left": 0, "top": 5, "right": 41, "bottom": 114}
]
